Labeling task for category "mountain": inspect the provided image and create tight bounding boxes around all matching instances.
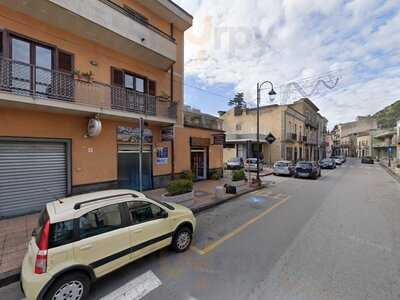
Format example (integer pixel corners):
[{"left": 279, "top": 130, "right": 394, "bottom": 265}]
[{"left": 373, "top": 100, "right": 400, "bottom": 128}]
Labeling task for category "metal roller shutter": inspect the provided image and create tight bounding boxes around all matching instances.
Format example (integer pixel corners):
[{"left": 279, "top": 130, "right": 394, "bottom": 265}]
[{"left": 0, "top": 140, "right": 68, "bottom": 217}]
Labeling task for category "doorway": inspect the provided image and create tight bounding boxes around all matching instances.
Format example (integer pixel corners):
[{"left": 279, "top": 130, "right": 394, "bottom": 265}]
[
  {"left": 191, "top": 148, "right": 207, "bottom": 180},
  {"left": 118, "top": 144, "right": 153, "bottom": 191}
]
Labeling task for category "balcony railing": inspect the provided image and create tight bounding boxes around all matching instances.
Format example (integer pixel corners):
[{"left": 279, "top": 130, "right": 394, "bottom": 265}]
[
  {"left": 285, "top": 132, "right": 297, "bottom": 141},
  {"left": 0, "top": 57, "right": 176, "bottom": 120}
]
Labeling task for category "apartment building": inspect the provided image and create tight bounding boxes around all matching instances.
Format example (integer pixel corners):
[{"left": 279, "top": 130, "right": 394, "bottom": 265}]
[
  {"left": 356, "top": 132, "right": 372, "bottom": 158},
  {"left": 371, "top": 128, "right": 398, "bottom": 161},
  {"left": 290, "top": 98, "right": 327, "bottom": 161},
  {"left": 0, "top": 0, "right": 198, "bottom": 217},
  {"left": 221, "top": 98, "right": 327, "bottom": 165},
  {"left": 335, "top": 116, "right": 377, "bottom": 157}
]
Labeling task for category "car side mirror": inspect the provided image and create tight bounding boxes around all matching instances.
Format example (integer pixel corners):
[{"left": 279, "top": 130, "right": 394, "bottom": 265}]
[{"left": 160, "top": 210, "right": 168, "bottom": 218}]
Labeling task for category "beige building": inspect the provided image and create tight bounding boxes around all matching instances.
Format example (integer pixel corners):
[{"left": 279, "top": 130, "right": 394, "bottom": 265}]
[
  {"left": 356, "top": 132, "right": 372, "bottom": 157},
  {"left": 222, "top": 98, "right": 327, "bottom": 165},
  {"left": 335, "top": 116, "right": 377, "bottom": 157},
  {"left": 291, "top": 98, "right": 327, "bottom": 161}
]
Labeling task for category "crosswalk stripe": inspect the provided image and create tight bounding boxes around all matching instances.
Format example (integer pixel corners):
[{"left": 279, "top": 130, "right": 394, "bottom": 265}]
[{"left": 100, "top": 270, "right": 162, "bottom": 300}]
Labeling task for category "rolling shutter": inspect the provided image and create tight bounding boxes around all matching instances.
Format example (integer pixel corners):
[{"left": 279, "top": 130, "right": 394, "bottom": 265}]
[
  {"left": 111, "top": 67, "right": 124, "bottom": 86},
  {"left": 0, "top": 140, "right": 68, "bottom": 217}
]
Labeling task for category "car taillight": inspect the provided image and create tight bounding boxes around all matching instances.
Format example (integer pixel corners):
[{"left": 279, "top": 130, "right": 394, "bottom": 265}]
[{"left": 35, "top": 220, "right": 49, "bottom": 274}]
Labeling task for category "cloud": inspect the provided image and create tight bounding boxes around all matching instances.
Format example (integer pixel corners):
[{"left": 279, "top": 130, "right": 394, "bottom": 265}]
[{"left": 175, "top": 0, "right": 400, "bottom": 128}]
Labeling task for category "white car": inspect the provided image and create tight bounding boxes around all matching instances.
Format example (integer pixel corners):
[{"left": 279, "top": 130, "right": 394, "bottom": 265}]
[
  {"left": 245, "top": 158, "right": 263, "bottom": 172},
  {"left": 273, "top": 160, "right": 295, "bottom": 176}
]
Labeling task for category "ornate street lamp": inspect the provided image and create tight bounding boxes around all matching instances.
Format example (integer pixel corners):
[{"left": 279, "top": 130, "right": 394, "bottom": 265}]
[{"left": 256, "top": 81, "right": 276, "bottom": 184}]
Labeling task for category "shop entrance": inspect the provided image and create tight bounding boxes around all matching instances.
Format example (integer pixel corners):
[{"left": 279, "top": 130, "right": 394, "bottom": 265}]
[
  {"left": 118, "top": 144, "right": 152, "bottom": 191},
  {"left": 191, "top": 148, "right": 207, "bottom": 180}
]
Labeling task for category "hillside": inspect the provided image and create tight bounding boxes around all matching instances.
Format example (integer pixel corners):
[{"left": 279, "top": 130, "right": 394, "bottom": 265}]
[{"left": 374, "top": 100, "right": 400, "bottom": 128}]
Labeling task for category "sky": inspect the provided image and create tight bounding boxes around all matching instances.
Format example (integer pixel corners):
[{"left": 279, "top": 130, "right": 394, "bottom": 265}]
[{"left": 173, "top": 0, "right": 400, "bottom": 128}]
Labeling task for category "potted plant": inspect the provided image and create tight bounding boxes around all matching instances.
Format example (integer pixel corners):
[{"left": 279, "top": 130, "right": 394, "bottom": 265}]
[
  {"left": 161, "top": 179, "right": 194, "bottom": 204},
  {"left": 226, "top": 169, "right": 247, "bottom": 193}
]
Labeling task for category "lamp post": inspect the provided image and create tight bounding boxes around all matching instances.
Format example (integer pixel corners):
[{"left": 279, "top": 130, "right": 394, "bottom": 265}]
[{"left": 256, "top": 81, "right": 276, "bottom": 184}]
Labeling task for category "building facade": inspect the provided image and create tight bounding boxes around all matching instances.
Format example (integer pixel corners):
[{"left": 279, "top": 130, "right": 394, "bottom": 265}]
[
  {"left": 371, "top": 128, "right": 398, "bottom": 161},
  {"left": 222, "top": 98, "right": 327, "bottom": 165},
  {"left": 335, "top": 116, "right": 377, "bottom": 157},
  {"left": 356, "top": 132, "right": 372, "bottom": 157},
  {"left": 0, "top": 0, "right": 222, "bottom": 218}
]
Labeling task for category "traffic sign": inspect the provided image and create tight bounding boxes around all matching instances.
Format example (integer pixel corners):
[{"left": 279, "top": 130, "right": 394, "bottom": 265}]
[{"left": 265, "top": 133, "right": 276, "bottom": 144}]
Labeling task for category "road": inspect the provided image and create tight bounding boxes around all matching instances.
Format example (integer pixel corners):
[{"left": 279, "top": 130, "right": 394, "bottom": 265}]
[{"left": 1, "top": 158, "right": 400, "bottom": 299}]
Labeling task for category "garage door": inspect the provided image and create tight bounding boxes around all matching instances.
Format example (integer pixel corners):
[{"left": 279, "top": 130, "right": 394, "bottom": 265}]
[{"left": 0, "top": 140, "right": 69, "bottom": 217}]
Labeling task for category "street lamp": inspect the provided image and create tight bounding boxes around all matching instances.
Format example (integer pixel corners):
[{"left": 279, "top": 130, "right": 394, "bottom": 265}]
[{"left": 256, "top": 81, "right": 276, "bottom": 184}]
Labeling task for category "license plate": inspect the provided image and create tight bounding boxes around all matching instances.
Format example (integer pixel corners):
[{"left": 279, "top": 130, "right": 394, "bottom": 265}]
[{"left": 298, "top": 172, "right": 308, "bottom": 176}]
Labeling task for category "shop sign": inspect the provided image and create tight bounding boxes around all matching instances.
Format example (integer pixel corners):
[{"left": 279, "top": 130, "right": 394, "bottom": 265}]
[
  {"left": 190, "top": 137, "right": 210, "bottom": 148},
  {"left": 117, "top": 126, "right": 153, "bottom": 144},
  {"left": 87, "top": 118, "right": 102, "bottom": 137},
  {"left": 161, "top": 126, "right": 174, "bottom": 141},
  {"left": 213, "top": 133, "right": 226, "bottom": 145},
  {"left": 156, "top": 146, "right": 169, "bottom": 165}
]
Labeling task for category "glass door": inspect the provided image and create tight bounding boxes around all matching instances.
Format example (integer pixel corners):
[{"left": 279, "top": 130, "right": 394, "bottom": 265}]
[
  {"left": 35, "top": 45, "right": 53, "bottom": 96},
  {"left": 191, "top": 149, "right": 206, "bottom": 180},
  {"left": 11, "top": 37, "right": 31, "bottom": 93}
]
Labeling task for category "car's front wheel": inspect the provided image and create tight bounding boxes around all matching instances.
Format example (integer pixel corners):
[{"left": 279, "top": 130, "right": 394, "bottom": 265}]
[
  {"left": 172, "top": 227, "right": 193, "bottom": 252},
  {"left": 44, "top": 272, "right": 90, "bottom": 300}
]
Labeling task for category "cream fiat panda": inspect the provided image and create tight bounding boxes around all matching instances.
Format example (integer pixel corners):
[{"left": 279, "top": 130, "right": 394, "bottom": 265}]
[{"left": 21, "top": 190, "right": 196, "bottom": 300}]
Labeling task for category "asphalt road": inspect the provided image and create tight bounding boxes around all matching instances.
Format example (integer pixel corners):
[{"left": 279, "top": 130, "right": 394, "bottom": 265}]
[{"left": 1, "top": 158, "right": 399, "bottom": 300}]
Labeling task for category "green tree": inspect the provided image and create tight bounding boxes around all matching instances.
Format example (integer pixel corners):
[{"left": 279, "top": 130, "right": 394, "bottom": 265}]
[{"left": 228, "top": 92, "right": 246, "bottom": 108}]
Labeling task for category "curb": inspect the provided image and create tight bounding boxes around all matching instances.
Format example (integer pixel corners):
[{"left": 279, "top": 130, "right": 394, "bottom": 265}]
[
  {"left": 191, "top": 185, "right": 265, "bottom": 215},
  {"left": 0, "top": 268, "right": 20, "bottom": 288},
  {"left": 380, "top": 163, "right": 400, "bottom": 183}
]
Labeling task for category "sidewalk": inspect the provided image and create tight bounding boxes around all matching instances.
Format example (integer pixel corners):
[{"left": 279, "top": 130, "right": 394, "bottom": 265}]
[
  {"left": 0, "top": 169, "right": 272, "bottom": 286},
  {"left": 379, "top": 159, "right": 400, "bottom": 182}
]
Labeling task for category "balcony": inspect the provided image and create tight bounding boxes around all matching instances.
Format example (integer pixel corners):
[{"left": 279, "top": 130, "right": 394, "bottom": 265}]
[
  {"left": 2, "top": 0, "right": 177, "bottom": 70},
  {"left": 0, "top": 57, "right": 176, "bottom": 123}
]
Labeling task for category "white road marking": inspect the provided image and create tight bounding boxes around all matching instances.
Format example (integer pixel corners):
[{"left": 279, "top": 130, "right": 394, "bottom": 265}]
[{"left": 100, "top": 270, "right": 162, "bottom": 300}]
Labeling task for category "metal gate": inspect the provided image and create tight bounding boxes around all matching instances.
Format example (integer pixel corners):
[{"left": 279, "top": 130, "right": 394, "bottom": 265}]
[
  {"left": 0, "top": 139, "right": 69, "bottom": 217},
  {"left": 117, "top": 144, "right": 153, "bottom": 191}
]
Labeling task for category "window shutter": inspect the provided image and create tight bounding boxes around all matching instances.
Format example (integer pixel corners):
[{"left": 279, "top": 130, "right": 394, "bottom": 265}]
[
  {"left": 111, "top": 67, "right": 124, "bottom": 87},
  {"left": 58, "top": 50, "right": 73, "bottom": 73},
  {"left": 148, "top": 80, "right": 156, "bottom": 96}
]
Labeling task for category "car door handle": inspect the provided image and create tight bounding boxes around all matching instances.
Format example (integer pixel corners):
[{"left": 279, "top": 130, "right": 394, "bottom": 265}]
[{"left": 80, "top": 244, "right": 93, "bottom": 251}]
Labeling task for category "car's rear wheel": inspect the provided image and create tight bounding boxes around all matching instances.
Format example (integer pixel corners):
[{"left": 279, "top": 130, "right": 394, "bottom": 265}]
[
  {"left": 172, "top": 226, "right": 193, "bottom": 252},
  {"left": 44, "top": 272, "right": 90, "bottom": 300}
]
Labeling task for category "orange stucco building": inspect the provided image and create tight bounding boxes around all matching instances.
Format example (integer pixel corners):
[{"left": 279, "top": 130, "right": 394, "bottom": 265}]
[{"left": 0, "top": 0, "right": 223, "bottom": 217}]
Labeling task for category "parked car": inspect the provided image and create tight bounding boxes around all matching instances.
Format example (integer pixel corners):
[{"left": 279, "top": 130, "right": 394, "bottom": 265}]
[
  {"left": 361, "top": 156, "right": 374, "bottom": 164},
  {"left": 295, "top": 161, "right": 321, "bottom": 179},
  {"left": 226, "top": 157, "right": 244, "bottom": 170},
  {"left": 245, "top": 158, "right": 263, "bottom": 172},
  {"left": 338, "top": 155, "right": 346, "bottom": 163},
  {"left": 20, "top": 190, "right": 196, "bottom": 300},
  {"left": 273, "top": 160, "right": 295, "bottom": 176},
  {"left": 331, "top": 156, "right": 343, "bottom": 165},
  {"left": 320, "top": 158, "right": 336, "bottom": 169}
]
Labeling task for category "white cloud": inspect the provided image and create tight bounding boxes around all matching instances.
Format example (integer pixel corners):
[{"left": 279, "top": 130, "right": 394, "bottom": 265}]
[{"left": 175, "top": 0, "right": 400, "bottom": 127}]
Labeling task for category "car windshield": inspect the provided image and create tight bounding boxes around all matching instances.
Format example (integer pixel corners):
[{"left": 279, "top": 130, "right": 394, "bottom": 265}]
[
  {"left": 321, "top": 159, "right": 330, "bottom": 163},
  {"left": 275, "top": 162, "right": 289, "bottom": 167}
]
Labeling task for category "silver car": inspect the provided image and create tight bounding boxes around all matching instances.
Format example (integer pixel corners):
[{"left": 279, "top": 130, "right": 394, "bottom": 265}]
[
  {"left": 274, "top": 160, "right": 295, "bottom": 176},
  {"left": 245, "top": 158, "right": 263, "bottom": 172}
]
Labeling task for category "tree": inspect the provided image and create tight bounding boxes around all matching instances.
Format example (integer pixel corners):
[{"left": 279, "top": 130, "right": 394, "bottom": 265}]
[
  {"left": 217, "top": 110, "right": 226, "bottom": 117},
  {"left": 228, "top": 92, "right": 246, "bottom": 108}
]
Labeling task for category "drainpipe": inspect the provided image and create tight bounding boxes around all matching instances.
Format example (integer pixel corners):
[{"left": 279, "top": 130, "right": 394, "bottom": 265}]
[{"left": 170, "top": 23, "right": 175, "bottom": 180}]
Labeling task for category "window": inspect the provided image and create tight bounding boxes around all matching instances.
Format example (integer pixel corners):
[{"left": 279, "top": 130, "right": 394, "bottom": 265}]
[
  {"left": 127, "top": 201, "right": 166, "bottom": 225},
  {"left": 48, "top": 220, "right": 74, "bottom": 248},
  {"left": 79, "top": 204, "right": 122, "bottom": 239},
  {"left": 236, "top": 123, "right": 242, "bottom": 130},
  {"left": 111, "top": 67, "right": 152, "bottom": 94}
]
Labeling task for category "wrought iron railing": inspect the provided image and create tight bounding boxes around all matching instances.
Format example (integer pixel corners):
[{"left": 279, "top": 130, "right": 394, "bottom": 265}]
[{"left": 0, "top": 57, "right": 176, "bottom": 119}]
